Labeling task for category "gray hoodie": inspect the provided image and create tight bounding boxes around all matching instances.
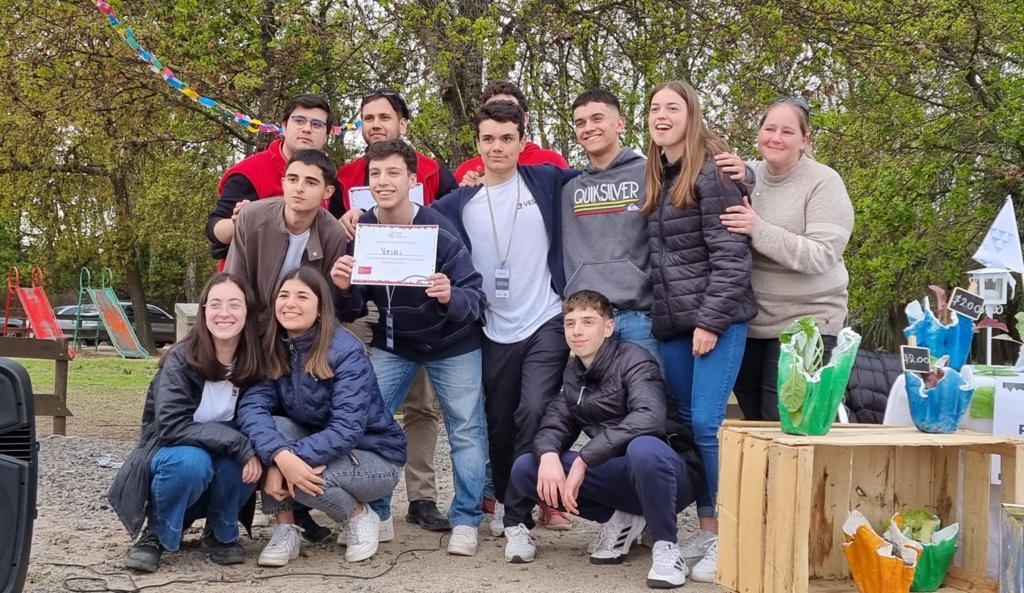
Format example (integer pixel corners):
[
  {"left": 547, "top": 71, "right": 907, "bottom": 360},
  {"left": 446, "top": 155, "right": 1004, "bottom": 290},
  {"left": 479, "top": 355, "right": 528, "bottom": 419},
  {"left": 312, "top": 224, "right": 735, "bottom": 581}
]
[{"left": 561, "top": 148, "right": 652, "bottom": 311}]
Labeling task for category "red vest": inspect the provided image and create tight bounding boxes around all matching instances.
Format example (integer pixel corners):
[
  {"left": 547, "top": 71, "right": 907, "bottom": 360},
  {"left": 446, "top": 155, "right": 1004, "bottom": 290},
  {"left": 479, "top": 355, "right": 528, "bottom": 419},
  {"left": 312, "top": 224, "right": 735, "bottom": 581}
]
[
  {"left": 453, "top": 141, "right": 569, "bottom": 182},
  {"left": 217, "top": 139, "right": 288, "bottom": 200},
  {"left": 337, "top": 152, "right": 441, "bottom": 209}
]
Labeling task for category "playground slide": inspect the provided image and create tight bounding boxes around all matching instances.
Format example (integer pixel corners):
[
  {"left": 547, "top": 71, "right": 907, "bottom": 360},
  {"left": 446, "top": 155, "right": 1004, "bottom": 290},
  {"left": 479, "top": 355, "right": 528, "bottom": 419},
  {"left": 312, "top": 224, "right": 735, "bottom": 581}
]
[{"left": 89, "top": 288, "right": 148, "bottom": 359}]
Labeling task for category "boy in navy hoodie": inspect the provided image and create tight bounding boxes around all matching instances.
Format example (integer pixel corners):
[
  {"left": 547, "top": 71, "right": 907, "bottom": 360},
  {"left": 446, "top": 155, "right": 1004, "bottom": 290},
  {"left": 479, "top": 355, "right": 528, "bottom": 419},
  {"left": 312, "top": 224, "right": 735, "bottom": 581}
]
[
  {"left": 431, "top": 101, "right": 580, "bottom": 532},
  {"left": 331, "top": 139, "right": 488, "bottom": 557}
]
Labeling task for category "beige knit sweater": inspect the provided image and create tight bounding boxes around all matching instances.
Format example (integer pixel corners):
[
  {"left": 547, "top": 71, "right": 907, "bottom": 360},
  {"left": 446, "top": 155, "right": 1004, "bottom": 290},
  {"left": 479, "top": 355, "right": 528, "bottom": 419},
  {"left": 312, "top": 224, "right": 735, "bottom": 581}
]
[{"left": 747, "top": 156, "right": 854, "bottom": 338}]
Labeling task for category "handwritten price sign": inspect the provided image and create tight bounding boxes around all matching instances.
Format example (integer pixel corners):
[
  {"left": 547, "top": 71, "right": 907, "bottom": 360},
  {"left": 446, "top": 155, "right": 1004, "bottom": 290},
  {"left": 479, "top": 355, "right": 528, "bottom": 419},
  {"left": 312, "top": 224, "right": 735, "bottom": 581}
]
[
  {"left": 901, "top": 345, "right": 932, "bottom": 373},
  {"left": 948, "top": 287, "right": 984, "bottom": 320}
]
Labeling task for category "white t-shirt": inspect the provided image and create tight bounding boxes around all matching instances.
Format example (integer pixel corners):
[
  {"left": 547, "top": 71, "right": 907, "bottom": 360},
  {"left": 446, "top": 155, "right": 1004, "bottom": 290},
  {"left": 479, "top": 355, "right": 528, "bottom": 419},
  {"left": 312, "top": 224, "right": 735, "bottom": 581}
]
[
  {"left": 279, "top": 228, "right": 311, "bottom": 280},
  {"left": 193, "top": 379, "right": 238, "bottom": 423},
  {"left": 462, "top": 173, "right": 562, "bottom": 343}
]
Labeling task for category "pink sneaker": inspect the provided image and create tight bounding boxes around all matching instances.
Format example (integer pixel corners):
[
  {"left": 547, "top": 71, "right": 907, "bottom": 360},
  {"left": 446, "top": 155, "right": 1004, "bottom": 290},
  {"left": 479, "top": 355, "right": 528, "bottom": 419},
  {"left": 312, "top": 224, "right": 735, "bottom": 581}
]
[{"left": 539, "top": 504, "right": 572, "bottom": 531}]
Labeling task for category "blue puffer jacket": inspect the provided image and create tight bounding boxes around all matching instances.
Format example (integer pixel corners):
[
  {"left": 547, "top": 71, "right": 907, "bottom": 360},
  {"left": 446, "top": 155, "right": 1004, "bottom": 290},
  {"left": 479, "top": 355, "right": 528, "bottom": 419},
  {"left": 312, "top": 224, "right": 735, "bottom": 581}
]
[{"left": 237, "top": 326, "right": 407, "bottom": 467}]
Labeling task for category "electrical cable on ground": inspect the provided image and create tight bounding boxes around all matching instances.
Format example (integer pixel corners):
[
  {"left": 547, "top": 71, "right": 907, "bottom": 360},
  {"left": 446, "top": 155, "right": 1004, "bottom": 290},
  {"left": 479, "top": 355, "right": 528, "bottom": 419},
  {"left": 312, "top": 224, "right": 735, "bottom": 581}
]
[{"left": 50, "top": 533, "right": 449, "bottom": 593}]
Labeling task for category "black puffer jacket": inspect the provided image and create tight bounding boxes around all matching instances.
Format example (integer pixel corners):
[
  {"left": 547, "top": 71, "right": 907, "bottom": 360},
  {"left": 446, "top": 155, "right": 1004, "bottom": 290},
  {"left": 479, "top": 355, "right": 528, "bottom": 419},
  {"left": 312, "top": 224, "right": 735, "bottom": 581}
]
[
  {"left": 844, "top": 349, "right": 901, "bottom": 424},
  {"left": 108, "top": 345, "right": 256, "bottom": 539},
  {"left": 534, "top": 338, "right": 703, "bottom": 480},
  {"left": 647, "top": 158, "right": 755, "bottom": 339}
]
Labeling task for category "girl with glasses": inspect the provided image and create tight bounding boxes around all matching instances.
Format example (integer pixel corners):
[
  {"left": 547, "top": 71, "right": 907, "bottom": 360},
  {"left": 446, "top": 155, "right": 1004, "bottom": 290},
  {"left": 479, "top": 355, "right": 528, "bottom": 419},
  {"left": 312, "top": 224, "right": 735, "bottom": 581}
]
[{"left": 109, "top": 273, "right": 264, "bottom": 573}]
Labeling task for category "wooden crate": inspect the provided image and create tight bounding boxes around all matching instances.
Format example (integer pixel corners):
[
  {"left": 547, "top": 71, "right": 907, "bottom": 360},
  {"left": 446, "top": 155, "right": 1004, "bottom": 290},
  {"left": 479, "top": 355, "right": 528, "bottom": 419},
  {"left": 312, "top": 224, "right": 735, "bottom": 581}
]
[{"left": 716, "top": 423, "right": 1024, "bottom": 593}]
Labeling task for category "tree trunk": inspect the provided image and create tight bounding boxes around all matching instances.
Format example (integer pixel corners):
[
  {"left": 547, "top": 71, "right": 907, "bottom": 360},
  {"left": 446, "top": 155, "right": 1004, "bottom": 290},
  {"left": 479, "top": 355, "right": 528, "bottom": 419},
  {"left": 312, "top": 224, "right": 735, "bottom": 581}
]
[
  {"left": 124, "top": 253, "right": 157, "bottom": 354},
  {"left": 437, "top": 0, "right": 487, "bottom": 165},
  {"left": 109, "top": 171, "right": 157, "bottom": 354}
]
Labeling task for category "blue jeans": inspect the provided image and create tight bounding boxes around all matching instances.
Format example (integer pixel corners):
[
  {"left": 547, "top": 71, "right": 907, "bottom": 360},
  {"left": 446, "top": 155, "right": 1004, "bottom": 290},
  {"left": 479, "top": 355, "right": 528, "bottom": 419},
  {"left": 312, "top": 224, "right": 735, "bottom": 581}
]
[
  {"left": 260, "top": 416, "right": 402, "bottom": 523},
  {"left": 367, "top": 347, "right": 487, "bottom": 527},
  {"left": 148, "top": 445, "right": 256, "bottom": 551},
  {"left": 660, "top": 322, "right": 747, "bottom": 518},
  {"left": 614, "top": 310, "right": 662, "bottom": 365}
]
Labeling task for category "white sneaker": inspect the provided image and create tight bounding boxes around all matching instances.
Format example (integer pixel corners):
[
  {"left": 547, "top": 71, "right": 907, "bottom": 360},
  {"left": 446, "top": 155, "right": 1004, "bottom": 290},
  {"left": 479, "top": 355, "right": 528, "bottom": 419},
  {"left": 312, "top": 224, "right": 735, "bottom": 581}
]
[
  {"left": 257, "top": 523, "right": 303, "bottom": 567},
  {"left": 251, "top": 507, "right": 271, "bottom": 527},
  {"left": 689, "top": 537, "right": 718, "bottom": 582},
  {"left": 590, "top": 510, "right": 646, "bottom": 564},
  {"left": 489, "top": 502, "right": 505, "bottom": 537},
  {"left": 679, "top": 530, "right": 716, "bottom": 566},
  {"left": 344, "top": 507, "right": 381, "bottom": 563},
  {"left": 447, "top": 525, "right": 478, "bottom": 556},
  {"left": 647, "top": 540, "right": 688, "bottom": 588},
  {"left": 336, "top": 515, "right": 394, "bottom": 546},
  {"left": 503, "top": 524, "right": 536, "bottom": 563}
]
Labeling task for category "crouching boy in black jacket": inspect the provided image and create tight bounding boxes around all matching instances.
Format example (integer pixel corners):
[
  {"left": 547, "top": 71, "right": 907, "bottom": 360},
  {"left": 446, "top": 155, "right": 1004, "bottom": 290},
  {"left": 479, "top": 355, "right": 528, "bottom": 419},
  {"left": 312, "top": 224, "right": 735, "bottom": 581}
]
[{"left": 502, "top": 290, "right": 705, "bottom": 588}]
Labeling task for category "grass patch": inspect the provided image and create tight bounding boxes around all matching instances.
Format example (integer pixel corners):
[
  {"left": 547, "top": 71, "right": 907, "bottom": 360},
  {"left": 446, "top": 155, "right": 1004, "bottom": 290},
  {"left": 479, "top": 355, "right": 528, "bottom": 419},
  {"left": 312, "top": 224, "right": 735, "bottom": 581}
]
[
  {"left": 13, "top": 354, "right": 157, "bottom": 440},
  {"left": 14, "top": 356, "right": 157, "bottom": 392}
]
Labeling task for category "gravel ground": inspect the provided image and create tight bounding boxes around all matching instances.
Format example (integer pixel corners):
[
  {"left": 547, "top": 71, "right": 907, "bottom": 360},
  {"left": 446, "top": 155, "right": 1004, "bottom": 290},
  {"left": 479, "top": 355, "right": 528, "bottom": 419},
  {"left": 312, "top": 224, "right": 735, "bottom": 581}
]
[{"left": 26, "top": 431, "right": 725, "bottom": 593}]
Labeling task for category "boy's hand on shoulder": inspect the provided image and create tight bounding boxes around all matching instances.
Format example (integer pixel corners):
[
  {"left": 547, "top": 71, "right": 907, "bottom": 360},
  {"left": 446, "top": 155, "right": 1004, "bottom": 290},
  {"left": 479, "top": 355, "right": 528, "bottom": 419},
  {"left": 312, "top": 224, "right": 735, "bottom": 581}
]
[
  {"left": 340, "top": 208, "right": 364, "bottom": 241},
  {"left": 537, "top": 452, "right": 566, "bottom": 509}
]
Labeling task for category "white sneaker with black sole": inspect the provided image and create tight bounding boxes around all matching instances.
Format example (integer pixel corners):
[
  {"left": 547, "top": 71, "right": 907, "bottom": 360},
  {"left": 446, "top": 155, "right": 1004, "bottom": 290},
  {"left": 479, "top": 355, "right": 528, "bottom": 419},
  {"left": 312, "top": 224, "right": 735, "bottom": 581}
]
[
  {"left": 344, "top": 507, "right": 381, "bottom": 563},
  {"left": 589, "top": 510, "right": 646, "bottom": 564},
  {"left": 689, "top": 537, "right": 718, "bottom": 582},
  {"left": 447, "top": 525, "right": 478, "bottom": 556},
  {"left": 503, "top": 524, "right": 536, "bottom": 563},
  {"left": 647, "top": 540, "right": 688, "bottom": 588},
  {"left": 679, "top": 529, "right": 717, "bottom": 567},
  {"left": 258, "top": 523, "right": 303, "bottom": 567},
  {"left": 337, "top": 515, "right": 394, "bottom": 545}
]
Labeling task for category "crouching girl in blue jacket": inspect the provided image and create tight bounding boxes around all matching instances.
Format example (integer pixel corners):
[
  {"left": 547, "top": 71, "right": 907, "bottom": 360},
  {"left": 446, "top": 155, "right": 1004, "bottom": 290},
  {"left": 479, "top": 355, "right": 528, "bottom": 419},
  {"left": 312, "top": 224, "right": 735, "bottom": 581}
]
[{"left": 237, "top": 267, "right": 407, "bottom": 567}]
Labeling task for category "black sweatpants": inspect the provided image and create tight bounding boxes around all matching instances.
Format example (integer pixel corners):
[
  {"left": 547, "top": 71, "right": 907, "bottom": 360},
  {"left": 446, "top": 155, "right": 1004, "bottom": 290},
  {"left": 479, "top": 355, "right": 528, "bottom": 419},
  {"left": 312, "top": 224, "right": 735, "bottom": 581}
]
[{"left": 482, "top": 315, "right": 569, "bottom": 503}]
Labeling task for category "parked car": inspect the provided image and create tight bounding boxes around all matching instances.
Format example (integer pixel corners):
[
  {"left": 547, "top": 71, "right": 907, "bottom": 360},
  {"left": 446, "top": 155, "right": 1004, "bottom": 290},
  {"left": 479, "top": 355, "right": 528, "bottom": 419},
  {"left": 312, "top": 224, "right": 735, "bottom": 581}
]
[{"left": 55, "top": 302, "right": 175, "bottom": 347}]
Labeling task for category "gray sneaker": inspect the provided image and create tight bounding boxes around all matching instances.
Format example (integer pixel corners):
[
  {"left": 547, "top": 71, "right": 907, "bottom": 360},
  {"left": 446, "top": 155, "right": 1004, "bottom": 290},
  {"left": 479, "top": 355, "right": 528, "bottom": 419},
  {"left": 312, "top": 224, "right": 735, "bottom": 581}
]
[
  {"left": 678, "top": 530, "right": 716, "bottom": 566},
  {"left": 647, "top": 540, "right": 688, "bottom": 588},
  {"left": 690, "top": 537, "right": 718, "bottom": 582},
  {"left": 589, "top": 510, "right": 646, "bottom": 564},
  {"left": 258, "top": 523, "right": 303, "bottom": 567}
]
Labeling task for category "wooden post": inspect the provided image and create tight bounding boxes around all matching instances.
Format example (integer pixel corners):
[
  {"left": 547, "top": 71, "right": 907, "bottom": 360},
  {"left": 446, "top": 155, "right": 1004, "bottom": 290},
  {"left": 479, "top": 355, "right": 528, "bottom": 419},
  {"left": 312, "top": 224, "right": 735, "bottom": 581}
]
[{"left": 0, "top": 336, "right": 72, "bottom": 435}]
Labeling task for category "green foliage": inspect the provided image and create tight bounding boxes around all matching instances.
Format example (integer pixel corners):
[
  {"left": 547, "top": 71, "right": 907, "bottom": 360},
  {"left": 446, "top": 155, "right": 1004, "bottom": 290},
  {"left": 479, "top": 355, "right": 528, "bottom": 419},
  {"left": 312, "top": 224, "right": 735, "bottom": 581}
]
[
  {"left": 900, "top": 508, "right": 941, "bottom": 544},
  {"left": 0, "top": 0, "right": 1021, "bottom": 351}
]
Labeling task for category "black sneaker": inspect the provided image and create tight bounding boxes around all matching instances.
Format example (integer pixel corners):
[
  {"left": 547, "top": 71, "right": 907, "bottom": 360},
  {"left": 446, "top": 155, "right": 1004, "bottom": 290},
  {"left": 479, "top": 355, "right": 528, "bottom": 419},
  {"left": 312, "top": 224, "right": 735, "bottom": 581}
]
[
  {"left": 201, "top": 530, "right": 246, "bottom": 565},
  {"left": 294, "top": 507, "right": 332, "bottom": 543},
  {"left": 405, "top": 499, "right": 451, "bottom": 532},
  {"left": 125, "top": 528, "right": 162, "bottom": 573}
]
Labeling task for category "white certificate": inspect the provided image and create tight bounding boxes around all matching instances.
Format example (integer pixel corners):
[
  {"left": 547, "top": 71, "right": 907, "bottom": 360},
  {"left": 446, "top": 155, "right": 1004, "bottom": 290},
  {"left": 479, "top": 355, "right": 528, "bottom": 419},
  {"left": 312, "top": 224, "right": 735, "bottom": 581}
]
[
  {"left": 351, "top": 224, "right": 438, "bottom": 287},
  {"left": 348, "top": 183, "right": 424, "bottom": 212}
]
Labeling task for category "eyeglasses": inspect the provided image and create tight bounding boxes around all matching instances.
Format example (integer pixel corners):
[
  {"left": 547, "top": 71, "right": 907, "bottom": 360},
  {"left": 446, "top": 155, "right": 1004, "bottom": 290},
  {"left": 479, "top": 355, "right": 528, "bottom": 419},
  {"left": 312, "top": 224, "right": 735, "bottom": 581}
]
[
  {"left": 288, "top": 115, "right": 328, "bottom": 131},
  {"left": 361, "top": 88, "right": 411, "bottom": 119},
  {"left": 772, "top": 95, "right": 811, "bottom": 122},
  {"left": 205, "top": 299, "right": 245, "bottom": 312}
]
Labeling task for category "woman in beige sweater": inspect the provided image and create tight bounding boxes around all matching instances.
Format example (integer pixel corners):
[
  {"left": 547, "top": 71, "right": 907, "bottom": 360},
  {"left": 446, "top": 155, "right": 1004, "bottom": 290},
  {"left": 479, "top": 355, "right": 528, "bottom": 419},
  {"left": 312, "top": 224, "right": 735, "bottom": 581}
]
[{"left": 714, "top": 97, "right": 855, "bottom": 420}]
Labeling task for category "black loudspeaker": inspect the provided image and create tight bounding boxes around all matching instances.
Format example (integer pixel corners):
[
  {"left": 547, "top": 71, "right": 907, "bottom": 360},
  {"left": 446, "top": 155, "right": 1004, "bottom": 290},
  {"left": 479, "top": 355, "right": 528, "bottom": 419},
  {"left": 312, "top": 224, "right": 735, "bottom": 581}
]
[{"left": 0, "top": 358, "right": 36, "bottom": 593}]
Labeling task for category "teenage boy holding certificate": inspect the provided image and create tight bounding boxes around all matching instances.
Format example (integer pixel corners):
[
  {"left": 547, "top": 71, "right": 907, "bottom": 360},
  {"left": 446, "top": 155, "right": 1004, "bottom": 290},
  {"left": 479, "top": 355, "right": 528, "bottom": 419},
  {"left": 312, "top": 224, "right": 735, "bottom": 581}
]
[{"left": 330, "top": 139, "right": 489, "bottom": 557}]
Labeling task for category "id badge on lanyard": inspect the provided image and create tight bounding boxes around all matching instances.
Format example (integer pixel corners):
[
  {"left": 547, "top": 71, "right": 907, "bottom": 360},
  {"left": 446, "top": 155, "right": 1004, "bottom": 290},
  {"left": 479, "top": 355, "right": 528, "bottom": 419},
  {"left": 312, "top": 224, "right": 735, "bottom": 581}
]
[
  {"left": 494, "top": 268, "right": 511, "bottom": 299},
  {"left": 385, "top": 309, "right": 395, "bottom": 350}
]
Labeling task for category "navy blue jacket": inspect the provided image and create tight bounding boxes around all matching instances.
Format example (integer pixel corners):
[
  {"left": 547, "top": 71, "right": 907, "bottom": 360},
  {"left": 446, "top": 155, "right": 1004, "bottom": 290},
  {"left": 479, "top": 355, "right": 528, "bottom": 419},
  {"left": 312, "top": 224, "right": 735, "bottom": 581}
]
[
  {"left": 237, "top": 327, "right": 407, "bottom": 467},
  {"left": 431, "top": 164, "right": 580, "bottom": 295},
  {"left": 335, "top": 206, "right": 486, "bottom": 361}
]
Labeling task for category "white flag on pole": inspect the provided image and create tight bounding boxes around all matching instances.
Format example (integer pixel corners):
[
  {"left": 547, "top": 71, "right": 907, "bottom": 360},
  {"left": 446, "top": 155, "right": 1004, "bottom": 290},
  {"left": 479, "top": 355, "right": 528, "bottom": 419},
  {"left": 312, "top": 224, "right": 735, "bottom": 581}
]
[{"left": 972, "top": 196, "right": 1024, "bottom": 274}]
